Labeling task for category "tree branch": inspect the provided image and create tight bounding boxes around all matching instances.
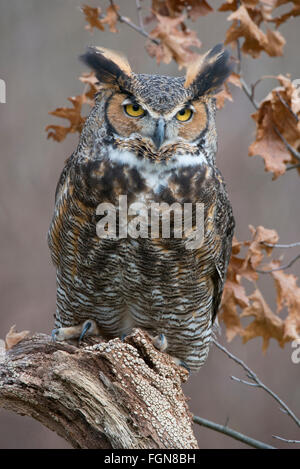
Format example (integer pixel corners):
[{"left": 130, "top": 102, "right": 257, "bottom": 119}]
[
  {"left": 256, "top": 252, "right": 300, "bottom": 273},
  {"left": 109, "top": 0, "right": 159, "bottom": 44},
  {"left": 193, "top": 415, "right": 275, "bottom": 449},
  {"left": 0, "top": 330, "right": 197, "bottom": 449},
  {"left": 212, "top": 339, "right": 300, "bottom": 429}
]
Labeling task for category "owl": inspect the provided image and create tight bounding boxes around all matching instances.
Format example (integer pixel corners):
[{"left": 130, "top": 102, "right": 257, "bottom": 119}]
[{"left": 49, "top": 44, "right": 235, "bottom": 372}]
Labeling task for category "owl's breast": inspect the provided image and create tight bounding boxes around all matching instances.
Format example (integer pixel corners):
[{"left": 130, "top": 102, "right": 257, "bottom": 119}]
[{"left": 103, "top": 145, "right": 213, "bottom": 206}]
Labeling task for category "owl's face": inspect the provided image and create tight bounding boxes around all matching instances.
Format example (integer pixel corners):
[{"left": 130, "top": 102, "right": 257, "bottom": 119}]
[
  {"left": 105, "top": 78, "right": 209, "bottom": 149},
  {"left": 81, "top": 45, "right": 233, "bottom": 160}
]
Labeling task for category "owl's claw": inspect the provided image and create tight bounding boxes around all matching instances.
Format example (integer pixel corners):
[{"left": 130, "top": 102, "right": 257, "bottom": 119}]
[
  {"left": 51, "top": 328, "right": 60, "bottom": 341},
  {"left": 152, "top": 333, "right": 168, "bottom": 352},
  {"left": 121, "top": 333, "right": 128, "bottom": 342},
  {"left": 51, "top": 319, "right": 100, "bottom": 343},
  {"left": 79, "top": 320, "right": 95, "bottom": 343},
  {"left": 178, "top": 360, "right": 191, "bottom": 373},
  {"left": 171, "top": 356, "right": 191, "bottom": 374}
]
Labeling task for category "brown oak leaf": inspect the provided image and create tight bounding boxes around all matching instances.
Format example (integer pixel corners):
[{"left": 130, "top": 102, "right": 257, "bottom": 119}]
[
  {"left": 46, "top": 96, "right": 86, "bottom": 142},
  {"left": 216, "top": 72, "right": 241, "bottom": 109},
  {"left": 225, "top": 5, "right": 285, "bottom": 58},
  {"left": 147, "top": 14, "right": 201, "bottom": 67},
  {"left": 249, "top": 75, "right": 300, "bottom": 178},
  {"left": 5, "top": 325, "right": 30, "bottom": 350},
  {"left": 271, "top": 263, "right": 300, "bottom": 341},
  {"left": 241, "top": 289, "right": 286, "bottom": 352},
  {"left": 81, "top": 4, "right": 105, "bottom": 32},
  {"left": 100, "top": 4, "right": 119, "bottom": 33}
]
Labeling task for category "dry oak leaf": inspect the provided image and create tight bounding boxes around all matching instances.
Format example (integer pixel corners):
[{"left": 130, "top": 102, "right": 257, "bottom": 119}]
[
  {"left": 243, "top": 224, "right": 279, "bottom": 273},
  {"left": 241, "top": 289, "right": 287, "bottom": 352},
  {"left": 220, "top": 238, "right": 248, "bottom": 341},
  {"left": 5, "top": 325, "right": 30, "bottom": 350},
  {"left": 271, "top": 263, "right": 300, "bottom": 342},
  {"left": 218, "top": 0, "right": 261, "bottom": 12},
  {"left": 81, "top": 4, "right": 120, "bottom": 33},
  {"left": 100, "top": 4, "right": 119, "bottom": 33},
  {"left": 216, "top": 72, "right": 242, "bottom": 109},
  {"left": 81, "top": 4, "right": 105, "bottom": 32},
  {"left": 270, "top": 0, "right": 300, "bottom": 27},
  {"left": 46, "top": 96, "right": 86, "bottom": 142},
  {"left": 147, "top": 14, "right": 201, "bottom": 67},
  {"left": 225, "top": 5, "right": 285, "bottom": 58},
  {"left": 220, "top": 281, "right": 246, "bottom": 341},
  {"left": 79, "top": 72, "right": 100, "bottom": 104},
  {"left": 151, "top": 0, "right": 213, "bottom": 19},
  {"left": 249, "top": 75, "right": 300, "bottom": 178},
  {"left": 166, "top": 0, "right": 213, "bottom": 19},
  {"left": 220, "top": 227, "right": 278, "bottom": 341}
]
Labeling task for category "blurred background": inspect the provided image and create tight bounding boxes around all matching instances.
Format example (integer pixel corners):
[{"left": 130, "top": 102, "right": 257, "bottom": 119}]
[{"left": 0, "top": 0, "right": 299, "bottom": 449}]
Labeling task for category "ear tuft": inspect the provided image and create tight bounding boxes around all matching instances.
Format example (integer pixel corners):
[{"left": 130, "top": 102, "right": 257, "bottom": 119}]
[
  {"left": 184, "top": 44, "right": 234, "bottom": 97},
  {"left": 80, "top": 47, "right": 132, "bottom": 88}
]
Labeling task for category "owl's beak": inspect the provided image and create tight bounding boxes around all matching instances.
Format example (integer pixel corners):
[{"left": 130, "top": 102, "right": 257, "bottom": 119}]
[{"left": 152, "top": 118, "right": 166, "bottom": 149}]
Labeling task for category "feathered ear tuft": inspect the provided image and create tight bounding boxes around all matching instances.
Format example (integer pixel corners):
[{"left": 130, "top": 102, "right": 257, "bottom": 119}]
[
  {"left": 184, "top": 44, "right": 234, "bottom": 97},
  {"left": 80, "top": 47, "right": 133, "bottom": 90}
]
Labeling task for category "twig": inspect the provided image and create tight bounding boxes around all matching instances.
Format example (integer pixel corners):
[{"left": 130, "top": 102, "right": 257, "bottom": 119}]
[
  {"left": 231, "top": 375, "right": 259, "bottom": 387},
  {"left": 256, "top": 253, "right": 300, "bottom": 273},
  {"left": 261, "top": 241, "right": 300, "bottom": 249},
  {"left": 236, "top": 0, "right": 242, "bottom": 75},
  {"left": 193, "top": 415, "right": 275, "bottom": 449},
  {"left": 109, "top": 0, "right": 159, "bottom": 44},
  {"left": 286, "top": 163, "right": 300, "bottom": 171},
  {"left": 136, "top": 0, "right": 145, "bottom": 32},
  {"left": 240, "top": 77, "right": 259, "bottom": 110},
  {"left": 212, "top": 339, "right": 300, "bottom": 429},
  {"left": 272, "top": 435, "right": 300, "bottom": 444}
]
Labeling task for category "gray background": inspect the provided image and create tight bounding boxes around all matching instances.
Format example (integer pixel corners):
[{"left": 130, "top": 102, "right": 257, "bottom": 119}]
[{"left": 0, "top": 0, "right": 299, "bottom": 449}]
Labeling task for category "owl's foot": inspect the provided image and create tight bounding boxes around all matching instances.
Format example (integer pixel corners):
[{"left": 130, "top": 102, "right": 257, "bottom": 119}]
[
  {"left": 51, "top": 319, "right": 100, "bottom": 343},
  {"left": 171, "top": 356, "right": 191, "bottom": 373},
  {"left": 151, "top": 333, "right": 168, "bottom": 352}
]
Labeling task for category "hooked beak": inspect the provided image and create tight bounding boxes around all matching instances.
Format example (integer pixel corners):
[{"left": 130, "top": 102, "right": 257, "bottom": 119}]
[{"left": 152, "top": 117, "right": 166, "bottom": 149}]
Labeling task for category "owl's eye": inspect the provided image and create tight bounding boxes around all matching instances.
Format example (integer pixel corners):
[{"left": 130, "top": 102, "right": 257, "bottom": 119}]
[
  {"left": 124, "top": 103, "right": 145, "bottom": 118},
  {"left": 176, "top": 108, "right": 193, "bottom": 122}
]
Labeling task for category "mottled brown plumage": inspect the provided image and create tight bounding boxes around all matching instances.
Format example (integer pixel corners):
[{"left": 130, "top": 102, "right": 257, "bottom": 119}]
[{"left": 48, "top": 44, "right": 235, "bottom": 371}]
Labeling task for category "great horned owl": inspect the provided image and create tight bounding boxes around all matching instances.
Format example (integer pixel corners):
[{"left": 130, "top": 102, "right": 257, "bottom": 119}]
[{"left": 49, "top": 44, "right": 235, "bottom": 372}]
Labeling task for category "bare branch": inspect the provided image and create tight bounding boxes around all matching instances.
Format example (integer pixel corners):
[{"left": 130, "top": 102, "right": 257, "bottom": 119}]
[
  {"left": 212, "top": 339, "right": 300, "bottom": 429},
  {"left": 261, "top": 241, "right": 300, "bottom": 249},
  {"left": 109, "top": 0, "right": 159, "bottom": 44},
  {"left": 136, "top": 0, "right": 145, "bottom": 32},
  {"left": 231, "top": 375, "right": 259, "bottom": 387},
  {"left": 272, "top": 435, "right": 300, "bottom": 444},
  {"left": 286, "top": 163, "right": 300, "bottom": 171},
  {"left": 193, "top": 415, "right": 275, "bottom": 449},
  {"left": 256, "top": 253, "right": 300, "bottom": 273}
]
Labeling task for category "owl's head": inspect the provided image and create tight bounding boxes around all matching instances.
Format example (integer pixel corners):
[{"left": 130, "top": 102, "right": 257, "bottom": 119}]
[{"left": 80, "top": 44, "right": 233, "bottom": 160}]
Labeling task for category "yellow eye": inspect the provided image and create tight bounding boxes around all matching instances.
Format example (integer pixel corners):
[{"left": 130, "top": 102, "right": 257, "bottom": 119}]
[
  {"left": 176, "top": 108, "right": 193, "bottom": 122},
  {"left": 124, "top": 103, "right": 145, "bottom": 117}
]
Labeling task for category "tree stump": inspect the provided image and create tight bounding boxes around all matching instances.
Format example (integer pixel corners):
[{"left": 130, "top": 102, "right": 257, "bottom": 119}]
[{"left": 0, "top": 328, "right": 198, "bottom": 449}]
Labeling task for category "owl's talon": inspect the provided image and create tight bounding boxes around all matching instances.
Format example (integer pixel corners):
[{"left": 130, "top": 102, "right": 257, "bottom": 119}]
[
  {"left": 51, "top": 328, "right": 59, "bottom": 341},
  {"left": 51, "top": 320, "right": 100, "bottom": 343},
  {"left": 178, "top": 360, "right": 191, "bottom": 373},
  {"left": 79, "top": 320, "right": 93, "bottom": 343},
  {"left": 152, "top": 333, "right": 168, "bottom": 352}
]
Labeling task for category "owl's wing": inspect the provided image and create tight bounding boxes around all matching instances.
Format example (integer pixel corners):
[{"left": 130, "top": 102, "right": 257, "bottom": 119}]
[{"left": 211, "top": 179, "right": 235, "bottom": 322}]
